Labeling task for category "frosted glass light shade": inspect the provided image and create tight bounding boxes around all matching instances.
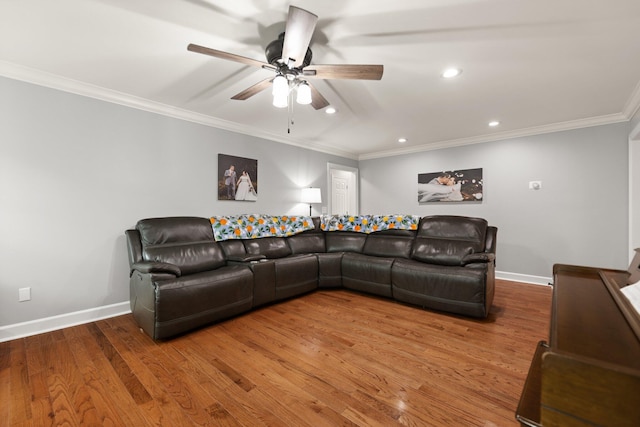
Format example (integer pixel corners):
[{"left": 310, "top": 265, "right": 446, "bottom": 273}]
[
  {"left": 272, "top": 75, "right": 288, "bottom": 96},
  {"left": 273, "top": 92, "right": 288, "bottom": 108},
  {"left": 296, "top": 82, "right": 312, "bottom": 105},
  {"left": 272, "top": 74, "right": 289, "bottom": 108}
]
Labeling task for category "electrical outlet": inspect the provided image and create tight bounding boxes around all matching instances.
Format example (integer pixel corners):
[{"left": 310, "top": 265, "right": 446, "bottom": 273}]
[
  {"left": 529, "top": 181, "right": 542, "bottom": 190},
  {"left": 19, "top": 287, "right": 31, "bottom": 302}
]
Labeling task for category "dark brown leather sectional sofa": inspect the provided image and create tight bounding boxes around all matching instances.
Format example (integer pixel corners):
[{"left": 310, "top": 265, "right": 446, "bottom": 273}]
[{"left": 125, "top": 215, "right": 497, "bottom": 340}]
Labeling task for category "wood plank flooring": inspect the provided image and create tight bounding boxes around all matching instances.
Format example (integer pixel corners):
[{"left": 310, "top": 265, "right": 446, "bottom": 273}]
[{"left": 0, "top": 280, "right": 552, "bottom": 426}]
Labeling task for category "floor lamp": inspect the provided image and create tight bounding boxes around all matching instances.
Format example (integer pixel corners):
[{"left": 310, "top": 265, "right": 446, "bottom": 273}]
[{"left": 301, "top": 187, "right": 322, "bottom": 216}]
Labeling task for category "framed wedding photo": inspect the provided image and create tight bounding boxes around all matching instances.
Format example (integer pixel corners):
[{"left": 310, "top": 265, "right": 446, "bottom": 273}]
[
  {"left": 418, "top": 168, "right": 483, "bottom": 203},
  {"left": 218, "top": 154, "right": 258, "bottom": 201}
]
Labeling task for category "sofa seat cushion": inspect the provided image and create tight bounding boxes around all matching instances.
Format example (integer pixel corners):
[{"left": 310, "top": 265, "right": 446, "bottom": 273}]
[
  {"left": 342, "top": 253, "right": 394, "bottom": 297},
  {"left": 154, "top": 265, "right": 254, "bottom": 336},
  {"left": 273, "top": 254, "right": 318, "bottom": 300},
  {"left": 411, "top": 238, "right": 478, "bottom": 266},
  {"left": 391, "top": 259, "right": 489, "bottom": 318},
  {"left": 317, "top": 252, "right": 343, "bottom": 288},
  {"left": 143, "top": 242, "right": 227, "bottom": 275}
]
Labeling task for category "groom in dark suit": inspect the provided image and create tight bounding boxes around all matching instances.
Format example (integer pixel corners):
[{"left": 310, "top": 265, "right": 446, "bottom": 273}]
[{"left": 224, "top": 165, "right": 237, "bottom": 199}]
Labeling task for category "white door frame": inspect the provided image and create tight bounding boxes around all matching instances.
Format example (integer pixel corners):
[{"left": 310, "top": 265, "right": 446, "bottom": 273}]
[{"left": 326, "top": 163, "right": 359, "bottom": 216}]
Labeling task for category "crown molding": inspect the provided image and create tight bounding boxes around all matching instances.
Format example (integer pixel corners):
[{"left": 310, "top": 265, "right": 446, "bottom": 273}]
[
  {"left": 623, "top": 78, "right": 640, "bottom": 121},
  {"left": 358, "top": 113, "right": 630, "bottom": 160},
  {"left": 2, "top": 60, "right": 637, "bottom": 162},
  {"left": 0, "top": 60, "right": 358, "bottom": 160}
]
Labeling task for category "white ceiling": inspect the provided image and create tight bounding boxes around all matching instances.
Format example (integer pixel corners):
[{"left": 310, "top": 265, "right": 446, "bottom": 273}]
[{"left": 2, "top": 0, "right": 640, "bottom": 159}]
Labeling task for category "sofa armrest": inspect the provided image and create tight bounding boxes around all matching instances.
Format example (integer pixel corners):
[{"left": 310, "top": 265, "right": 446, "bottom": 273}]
[
  {"left": 227, "top": 254, "right": 267, "bottom": 263},
  {"left": 461, "top": 252, "right": 495, "bottom": 266},
  {"left": 130, "top": 261, "right": 181, "bottom": 277}
]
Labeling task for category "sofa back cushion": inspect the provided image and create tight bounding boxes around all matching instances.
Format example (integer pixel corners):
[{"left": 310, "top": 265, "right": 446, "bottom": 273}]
[
  {"left": 288, "top": 234, "right": 326, "bottom": 254},
  {"left": 411, "top": 216, "right": 488, "bottom": 266},
  {"left": 244, "top": 237, "right": 292, "bottom": 259},
  {"left": 218, "top": 240, "right": 247, "bottom": 258},
  {"left": 287, "top": 217, "right": 326, "bottom": 254},
  {"left": 137, "top": 217, "right": 226, "bottom": 274},
  {"left": 325, "top": 232, "right": 367, "bottom": 253},
  {"left": 363, "top": 233, "right": 414, "bottom": 259}
]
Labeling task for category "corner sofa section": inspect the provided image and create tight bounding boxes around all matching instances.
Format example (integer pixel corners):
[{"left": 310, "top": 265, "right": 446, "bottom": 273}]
[{"left": 126, "top": 215, "right": 497, "bottom": 340}]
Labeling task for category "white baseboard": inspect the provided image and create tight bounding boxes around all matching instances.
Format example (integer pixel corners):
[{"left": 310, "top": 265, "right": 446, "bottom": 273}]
[
  {"left": 0, "top": 302, "right": 131, "bottom": 343},
  {"left": 496, "top": 270, "right": 552, "bottom": 286},
  {"left": 0, "top": 271, "right": 550, "bottom": 343}
]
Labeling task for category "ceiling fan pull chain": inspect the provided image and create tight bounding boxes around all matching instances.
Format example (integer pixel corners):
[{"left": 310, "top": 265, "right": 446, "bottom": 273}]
[{"left": 288, "top": 89, "right": 294, "bottom": 134}]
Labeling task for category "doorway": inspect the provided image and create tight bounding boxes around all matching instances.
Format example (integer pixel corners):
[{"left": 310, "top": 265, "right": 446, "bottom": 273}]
[{"left": 327, "top": 163, "right": 359, "bottom": 215}]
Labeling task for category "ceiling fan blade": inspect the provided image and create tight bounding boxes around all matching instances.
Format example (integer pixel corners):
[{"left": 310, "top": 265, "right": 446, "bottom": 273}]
[
  {"left": 303, "top": 64, "right": 384, "bottom": 80},
  {"left": 307, "top": 83, "right": 330, "bottom": 110},
  {"left": 231, "top": 78, "right": 274, "bottom": 100},
  {"left": 281, "top": 6, "right": 318, "bottom": 67},
  {"left": 187, "top": 43, "right": 275, "bottom": 70}
]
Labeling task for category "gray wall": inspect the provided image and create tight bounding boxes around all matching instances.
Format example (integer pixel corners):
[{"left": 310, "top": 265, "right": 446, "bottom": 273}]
[
  {"left": 0, "top": 76, "right": 356, "bottom": 326},
  {"left": 0, "top": 74, "right": 633, "bottom": 329},
  {"left": 360, "top": 123, "right": 630, "bottom": 278}
]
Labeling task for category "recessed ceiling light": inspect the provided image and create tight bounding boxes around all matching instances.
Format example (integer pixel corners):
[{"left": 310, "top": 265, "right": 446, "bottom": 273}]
[
  {"left": 442, "top": 68, "right": 462, "bottom": 78},
  {"left": 398, "top": 137, "right": 408, "bottom": 143},
  {"left": 488, "top": 121, "right": 500, "bottom": 127},
  {"left": 325, "top": 107, "right": 337, "bottom": 114}
]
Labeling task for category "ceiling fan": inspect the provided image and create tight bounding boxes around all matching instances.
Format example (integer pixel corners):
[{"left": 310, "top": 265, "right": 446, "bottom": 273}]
[{"left": 187, "top": 5, "right": 384, "bottom": 111}]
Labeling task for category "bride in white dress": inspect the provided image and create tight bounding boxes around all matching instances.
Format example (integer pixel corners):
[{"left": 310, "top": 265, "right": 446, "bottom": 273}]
[{"left": 235, "top": 171, "right": 257, "bottom": 201}]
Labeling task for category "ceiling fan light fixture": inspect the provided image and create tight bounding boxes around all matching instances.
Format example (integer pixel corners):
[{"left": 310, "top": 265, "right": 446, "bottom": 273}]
[
  {"left": 188, "top": 5, "right": 382, "bottom": 117},
  {"left": 296, "top": 82, "right": 312, "bottom": 105}
]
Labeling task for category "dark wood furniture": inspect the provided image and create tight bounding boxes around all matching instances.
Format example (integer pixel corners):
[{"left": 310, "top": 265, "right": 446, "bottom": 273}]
[{"left": 516, "top": 262, "right": 640, "bottom": 426}]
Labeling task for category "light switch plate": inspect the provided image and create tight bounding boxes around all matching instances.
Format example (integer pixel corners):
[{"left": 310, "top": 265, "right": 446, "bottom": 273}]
[{"left": 19, "top": 287, "right": 31, "bottom": 302}]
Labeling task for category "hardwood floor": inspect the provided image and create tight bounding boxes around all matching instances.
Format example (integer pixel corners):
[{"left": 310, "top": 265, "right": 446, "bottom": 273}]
[{"left": 0, "top": 280, "right": 552, "bottom": 426}]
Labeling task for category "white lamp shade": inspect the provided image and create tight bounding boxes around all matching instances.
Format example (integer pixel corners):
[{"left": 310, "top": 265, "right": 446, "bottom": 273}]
[
  {"left": 301, "top": 187, "right": 322, "bottom": 204},
  {"left": 296, "top": 82, "right": 312, "bottom": 105}
]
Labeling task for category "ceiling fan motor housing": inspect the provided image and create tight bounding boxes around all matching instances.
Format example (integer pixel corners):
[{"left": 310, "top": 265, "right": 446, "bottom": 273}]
[{"left": 265, "top": 32, "right": 312, "bottom": 68}]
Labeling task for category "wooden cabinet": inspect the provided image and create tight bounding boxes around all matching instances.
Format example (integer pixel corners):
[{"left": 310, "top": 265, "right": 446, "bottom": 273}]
[{"left": 516, "top": 264, "right": 640, "bottom": 426}]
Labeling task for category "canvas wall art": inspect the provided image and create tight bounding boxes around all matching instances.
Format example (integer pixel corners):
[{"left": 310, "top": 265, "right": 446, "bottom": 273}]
[
  {"left": 218, "top": 154, "right": 258, "bottom": 201},
  {"left": 418, "top": 168, "right": 483, "bottom": 203}
]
